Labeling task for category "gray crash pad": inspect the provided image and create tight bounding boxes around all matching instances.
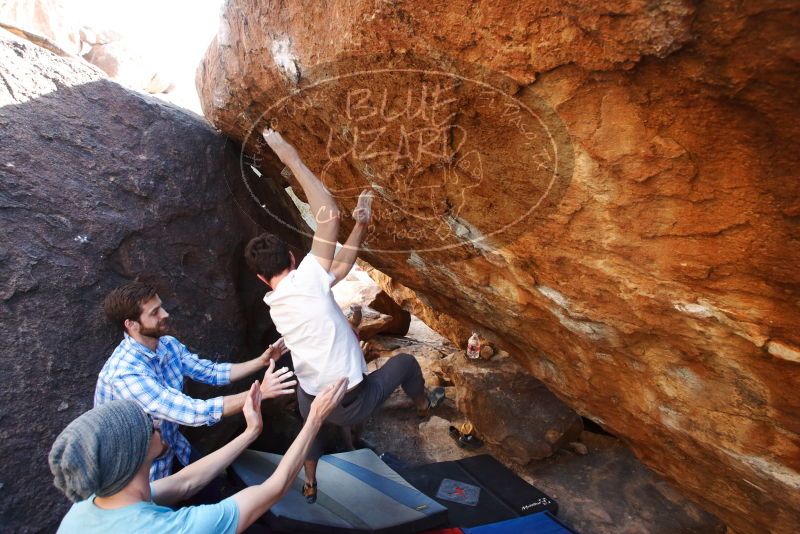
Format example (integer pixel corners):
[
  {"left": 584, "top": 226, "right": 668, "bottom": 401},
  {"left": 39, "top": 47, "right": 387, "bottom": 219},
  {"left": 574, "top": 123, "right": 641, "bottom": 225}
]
[{"left": 232, "top": 448, "right": 448, "bottom": 533}]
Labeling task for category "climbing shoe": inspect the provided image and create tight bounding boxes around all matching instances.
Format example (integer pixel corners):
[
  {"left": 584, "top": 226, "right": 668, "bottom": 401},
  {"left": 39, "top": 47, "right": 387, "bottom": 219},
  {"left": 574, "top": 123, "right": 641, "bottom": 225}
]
[
  {"left": 449, "top": 423, "right": 484, "bottom": 450},
  {"left": 302, "top": 481, "right": 317, "bottom": 504},
  {"left": 418, "top": 387, "right": 446, "bottom": 418}
]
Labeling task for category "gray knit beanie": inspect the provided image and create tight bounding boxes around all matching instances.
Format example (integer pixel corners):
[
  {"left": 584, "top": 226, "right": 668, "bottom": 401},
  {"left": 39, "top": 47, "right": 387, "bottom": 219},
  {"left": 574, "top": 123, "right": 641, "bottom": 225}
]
[{"left": 49, "top": 400, "right": 152, "bottom": 502}]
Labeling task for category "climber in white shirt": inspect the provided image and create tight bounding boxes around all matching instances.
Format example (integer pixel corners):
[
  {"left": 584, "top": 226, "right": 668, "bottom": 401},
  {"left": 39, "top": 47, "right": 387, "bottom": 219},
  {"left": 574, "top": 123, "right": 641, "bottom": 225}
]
[{"left": 244, "top": 129, "right": 444, "bottom": 503}]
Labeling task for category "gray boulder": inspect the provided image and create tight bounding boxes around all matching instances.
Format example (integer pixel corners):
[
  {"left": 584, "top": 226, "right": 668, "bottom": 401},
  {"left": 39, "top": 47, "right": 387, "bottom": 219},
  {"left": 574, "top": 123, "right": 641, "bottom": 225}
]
[{"left": 0, "top": 34, "right": 305, "bottom": 532}]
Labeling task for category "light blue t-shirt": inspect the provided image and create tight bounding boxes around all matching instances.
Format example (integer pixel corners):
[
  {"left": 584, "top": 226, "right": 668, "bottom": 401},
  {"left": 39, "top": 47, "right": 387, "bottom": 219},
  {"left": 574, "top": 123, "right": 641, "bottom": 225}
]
[{"left": 57, "top": 490, "right": 239, "bottom": 534}]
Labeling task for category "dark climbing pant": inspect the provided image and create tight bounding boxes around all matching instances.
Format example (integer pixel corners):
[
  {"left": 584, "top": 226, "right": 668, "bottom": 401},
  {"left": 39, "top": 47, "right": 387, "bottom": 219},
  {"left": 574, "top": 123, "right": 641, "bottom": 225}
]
[{"left": 296, "top": 353, "right": 425, "bottom": 461}]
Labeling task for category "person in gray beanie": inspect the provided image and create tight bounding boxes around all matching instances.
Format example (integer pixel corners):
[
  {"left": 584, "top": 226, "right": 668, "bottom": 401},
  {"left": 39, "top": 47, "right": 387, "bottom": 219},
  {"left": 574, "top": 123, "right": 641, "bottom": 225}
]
[
  {"left": 50, "top": 377, "right": 348, "bottom": 533},
  {"left": 50, "top": 399, "right": 152, "bottom": 502}
]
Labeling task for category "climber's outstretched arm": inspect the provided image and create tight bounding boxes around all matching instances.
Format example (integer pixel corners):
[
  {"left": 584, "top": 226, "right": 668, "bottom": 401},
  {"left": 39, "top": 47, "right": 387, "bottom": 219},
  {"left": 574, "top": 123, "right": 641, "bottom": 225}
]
[
  {"left": 263, "top": 129, "right": 339, "bottom": 270},
  {"left": 330, "top": 190, "right": 373, "bottom": 286}
]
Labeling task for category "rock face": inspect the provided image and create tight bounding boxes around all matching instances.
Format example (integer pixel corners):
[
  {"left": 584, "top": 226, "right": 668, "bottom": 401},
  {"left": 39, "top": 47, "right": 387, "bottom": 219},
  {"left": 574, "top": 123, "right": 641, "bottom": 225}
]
[
  {"left": 198, "top": 2, "right": 800, "bottom": 532},
  {"left": 531, "top": 431, "right": 726, "bottom": 534},
  {"left": 0, "top": 0, "right": 82, "bottom": 55},
  {"left": 366, "top": 265, "right": 467, "bottom": 344},
  {"left": 347, "top": 305, "right": 394, "bottom": 341},
  {"left": 333, "top": 270, "right": 412, "bottom": 336},
  {"left": 0, "top": 0, "right": 176, "bottom": 94},
  {"left": 80, "top": 32, "right": 175, "bottom": 94},
  {"left": 0, "top": 34, "right": 305, "bottom": 532},
  {"left": 436, "top": 352, "right": 584, "bottom": 464}
]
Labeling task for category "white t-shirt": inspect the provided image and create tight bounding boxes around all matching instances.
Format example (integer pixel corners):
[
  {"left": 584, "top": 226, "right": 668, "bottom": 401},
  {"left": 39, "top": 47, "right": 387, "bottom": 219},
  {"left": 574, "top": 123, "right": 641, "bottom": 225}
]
[{"left": 264, "top": 254, "right": 366, "bottom": 395}]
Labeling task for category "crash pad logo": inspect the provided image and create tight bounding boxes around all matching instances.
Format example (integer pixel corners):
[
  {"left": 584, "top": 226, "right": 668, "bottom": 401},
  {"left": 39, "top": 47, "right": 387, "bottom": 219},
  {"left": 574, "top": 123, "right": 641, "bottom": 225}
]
[{"left": 237, "top": 54, "right": 573, "bottom": 255}]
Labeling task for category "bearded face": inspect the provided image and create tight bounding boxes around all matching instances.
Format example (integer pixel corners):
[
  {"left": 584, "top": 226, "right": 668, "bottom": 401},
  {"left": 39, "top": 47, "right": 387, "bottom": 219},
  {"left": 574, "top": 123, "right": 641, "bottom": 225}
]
[
  {"left": 131, "top": 295, "right": 171, "bottom": 339},
  {"left": 138, "top": 316, "right": 170, "bottom": 338}
]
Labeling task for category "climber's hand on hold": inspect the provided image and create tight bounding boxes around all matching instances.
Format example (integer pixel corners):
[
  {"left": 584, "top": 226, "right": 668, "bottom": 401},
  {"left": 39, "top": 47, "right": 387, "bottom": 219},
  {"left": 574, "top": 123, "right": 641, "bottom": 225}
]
[
  {"left": 262, "top": 128, "right": 299, "bottom": 163},
  {"left": 352, "top": 189, "right": 374, "bottom": 226}
]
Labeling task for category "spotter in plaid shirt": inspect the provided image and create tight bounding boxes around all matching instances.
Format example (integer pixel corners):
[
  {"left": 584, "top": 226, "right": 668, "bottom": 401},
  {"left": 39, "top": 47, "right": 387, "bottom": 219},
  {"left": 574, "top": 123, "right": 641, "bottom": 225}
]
[
  {"left": 95, "top": 283, "right": 297, "bottom": 481},
  {"left": 95, "top": 334, "right": 232, "bottom": 480}
]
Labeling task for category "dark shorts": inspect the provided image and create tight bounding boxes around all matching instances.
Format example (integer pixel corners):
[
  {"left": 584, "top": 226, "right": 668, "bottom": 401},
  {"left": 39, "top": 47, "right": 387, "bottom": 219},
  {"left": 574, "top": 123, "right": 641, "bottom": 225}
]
[{"left": 296, "top": 353, "right": 425, "bottom": 460}]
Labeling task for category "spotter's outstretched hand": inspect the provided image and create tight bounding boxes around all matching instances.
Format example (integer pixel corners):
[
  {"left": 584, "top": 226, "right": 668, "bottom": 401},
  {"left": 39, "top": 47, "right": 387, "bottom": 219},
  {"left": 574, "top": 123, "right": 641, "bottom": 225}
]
[
  {"left": 243, "top": 380, "right": 264, "bottom": 437},
  {"left": 259, "top": 337, "right": 287, "bottom": 364},
  {"left": 259, "top": 359, "right": 297, "bottom": 399},
  {"left": 309, "top": 378, "right": 348, "bottom": 422}
]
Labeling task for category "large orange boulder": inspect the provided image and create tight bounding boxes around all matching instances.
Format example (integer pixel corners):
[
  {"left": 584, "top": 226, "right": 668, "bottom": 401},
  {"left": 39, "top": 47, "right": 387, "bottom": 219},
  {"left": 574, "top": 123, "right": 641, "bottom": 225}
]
[{"left": 197, "top": 1, "right": 800, "bottom": 532}]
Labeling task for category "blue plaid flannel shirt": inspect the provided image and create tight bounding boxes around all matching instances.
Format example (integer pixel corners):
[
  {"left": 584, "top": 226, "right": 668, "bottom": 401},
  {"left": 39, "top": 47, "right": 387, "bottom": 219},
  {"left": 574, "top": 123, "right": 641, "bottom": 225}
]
[{"left": 94, "top": 334, "right": 232, "bottom": 481}]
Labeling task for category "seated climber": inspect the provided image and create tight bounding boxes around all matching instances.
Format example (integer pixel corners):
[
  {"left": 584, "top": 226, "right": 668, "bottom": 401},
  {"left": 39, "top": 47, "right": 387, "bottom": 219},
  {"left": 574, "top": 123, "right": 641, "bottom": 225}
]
[
  {"left": 244, "top": 128, "right": 444, "bottom": 504},
  {"left": 50, "top": 377, "right": 348, "bottom": 533},
  {"left": 95, "top": 281, "right": 298, "bottom": 481}
]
